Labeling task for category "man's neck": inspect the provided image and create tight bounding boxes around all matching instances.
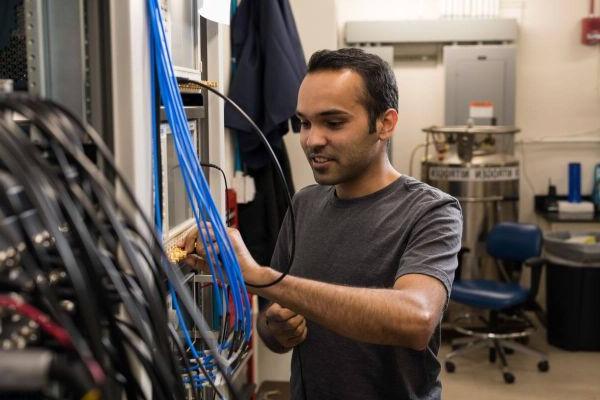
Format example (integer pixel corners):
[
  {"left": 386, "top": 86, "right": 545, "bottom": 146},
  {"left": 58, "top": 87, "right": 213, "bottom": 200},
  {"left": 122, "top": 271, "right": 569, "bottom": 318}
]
[{"left": 335, "top": 160, "right": 401, "bottom": 200}]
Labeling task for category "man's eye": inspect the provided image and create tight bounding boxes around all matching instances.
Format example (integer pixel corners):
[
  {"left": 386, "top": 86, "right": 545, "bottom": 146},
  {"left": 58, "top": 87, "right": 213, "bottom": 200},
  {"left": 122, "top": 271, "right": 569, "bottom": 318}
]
[
  {"left": 326, "top": 121, "right": 345, "bottom": 129},
  {"left": 300, "top": 120, "right": 311, "bottom": 129}
]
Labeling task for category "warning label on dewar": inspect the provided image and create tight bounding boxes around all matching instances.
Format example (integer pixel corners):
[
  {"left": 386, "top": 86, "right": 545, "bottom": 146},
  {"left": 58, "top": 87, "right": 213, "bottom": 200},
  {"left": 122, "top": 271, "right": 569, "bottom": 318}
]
[{"left": 428, "top": 166, "right": 519, "bottom": 182}]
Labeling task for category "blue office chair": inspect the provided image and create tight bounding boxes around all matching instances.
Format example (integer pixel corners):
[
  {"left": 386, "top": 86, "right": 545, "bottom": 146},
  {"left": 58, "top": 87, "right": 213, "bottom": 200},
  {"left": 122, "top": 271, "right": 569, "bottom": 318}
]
[{"left": 444, "top": 222, "right": 549, "bottom": 384}]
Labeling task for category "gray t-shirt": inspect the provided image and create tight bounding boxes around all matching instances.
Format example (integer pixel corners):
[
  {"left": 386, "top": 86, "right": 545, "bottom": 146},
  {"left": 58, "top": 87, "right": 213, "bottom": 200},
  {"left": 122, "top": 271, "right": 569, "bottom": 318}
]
[{"left": 270, "top": 175, "right": 462, "bottom": 400}]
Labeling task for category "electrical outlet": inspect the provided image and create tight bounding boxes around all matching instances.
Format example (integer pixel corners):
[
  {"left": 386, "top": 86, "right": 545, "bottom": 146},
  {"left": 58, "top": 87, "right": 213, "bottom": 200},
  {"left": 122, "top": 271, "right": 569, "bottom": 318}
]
[{"left": 581, "top": 16, "right": 600, "bottom": 45}]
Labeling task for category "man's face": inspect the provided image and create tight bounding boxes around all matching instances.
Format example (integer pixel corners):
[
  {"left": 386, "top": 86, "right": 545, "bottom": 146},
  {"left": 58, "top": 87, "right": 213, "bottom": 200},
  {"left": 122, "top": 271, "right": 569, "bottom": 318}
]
[{"left": 296, "top": 69, "right": 383, "bottom": 186}]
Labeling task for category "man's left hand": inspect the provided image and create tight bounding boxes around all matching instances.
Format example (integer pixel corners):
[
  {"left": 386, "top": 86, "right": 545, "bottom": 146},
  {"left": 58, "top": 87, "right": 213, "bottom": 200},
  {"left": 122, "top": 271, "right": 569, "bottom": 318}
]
[{"left": 178, "top": 224, "right": 267, "bottom": 287}]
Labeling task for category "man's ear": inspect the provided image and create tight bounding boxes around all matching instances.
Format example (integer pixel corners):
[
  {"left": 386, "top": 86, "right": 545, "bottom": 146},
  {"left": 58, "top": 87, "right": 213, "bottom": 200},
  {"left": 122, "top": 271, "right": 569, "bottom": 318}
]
[{"left": 378, "top": 108, "right": 398, "bottom": 142}]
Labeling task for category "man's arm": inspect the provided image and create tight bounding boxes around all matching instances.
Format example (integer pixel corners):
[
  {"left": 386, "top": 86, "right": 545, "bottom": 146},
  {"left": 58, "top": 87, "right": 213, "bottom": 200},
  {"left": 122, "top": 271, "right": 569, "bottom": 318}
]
[
  {"left": 233, "top": 199, "right": 459, "bottom": 350},
  {"left": 251, "top": 268, "right": 447, "bottom": 351}
]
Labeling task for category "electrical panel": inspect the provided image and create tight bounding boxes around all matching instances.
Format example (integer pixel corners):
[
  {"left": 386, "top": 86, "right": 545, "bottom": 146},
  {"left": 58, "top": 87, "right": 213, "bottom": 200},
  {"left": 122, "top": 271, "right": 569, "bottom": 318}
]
[{"left": 444, "top": 45, "right": 516, "bottom": 126}]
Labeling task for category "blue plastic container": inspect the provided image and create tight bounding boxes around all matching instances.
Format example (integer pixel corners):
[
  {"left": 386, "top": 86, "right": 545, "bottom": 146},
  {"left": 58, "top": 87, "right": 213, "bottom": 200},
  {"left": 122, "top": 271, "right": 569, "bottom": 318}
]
[
  {"left": 568, "top": 163, "right": 582, "bottom": 203},
  {"left": 592, "top": 163, "right": 600, "bottom": 208}
]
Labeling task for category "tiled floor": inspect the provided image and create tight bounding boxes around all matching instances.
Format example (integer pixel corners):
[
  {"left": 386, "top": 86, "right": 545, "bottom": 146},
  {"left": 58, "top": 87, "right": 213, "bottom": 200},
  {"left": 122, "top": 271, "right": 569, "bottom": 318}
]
[
  {"left": 439, "top": 330, "right": 600, "bottom": 400},
  {"left": 256, "top": 329, "right": 600, "bottom": 399}
]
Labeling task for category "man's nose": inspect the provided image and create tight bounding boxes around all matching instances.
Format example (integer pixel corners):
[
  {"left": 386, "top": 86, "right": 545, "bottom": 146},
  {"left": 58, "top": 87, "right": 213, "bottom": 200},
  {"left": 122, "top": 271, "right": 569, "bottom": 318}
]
[{"left": 304, "top": 126, "right": 327, "bottom": 149}]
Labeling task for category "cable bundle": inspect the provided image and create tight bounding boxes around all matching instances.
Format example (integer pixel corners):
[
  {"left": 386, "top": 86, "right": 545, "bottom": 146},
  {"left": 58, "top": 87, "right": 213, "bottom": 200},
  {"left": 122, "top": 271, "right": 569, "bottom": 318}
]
[
  {"left": 0, "top": 95, "right": 239, "bottom": 399},
  {"left": 146, "top": 0, "right": 253, "bottom": 394}
]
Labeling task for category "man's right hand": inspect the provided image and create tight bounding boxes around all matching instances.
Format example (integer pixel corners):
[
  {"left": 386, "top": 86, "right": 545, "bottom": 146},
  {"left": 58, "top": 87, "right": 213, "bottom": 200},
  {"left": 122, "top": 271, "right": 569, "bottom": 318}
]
[{"left": 262, "top": 303, "right": 308, "bottom": 351}]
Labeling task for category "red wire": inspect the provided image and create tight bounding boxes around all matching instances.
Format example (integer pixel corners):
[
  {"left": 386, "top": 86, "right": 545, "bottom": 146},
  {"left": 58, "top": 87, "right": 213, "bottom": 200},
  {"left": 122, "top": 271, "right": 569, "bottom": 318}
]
[
  {"left": 0, "top": 296, "right": 106, "bottom": 385},
  {"left": 0, "top": 295, "right": 72, "bottom": 347}
]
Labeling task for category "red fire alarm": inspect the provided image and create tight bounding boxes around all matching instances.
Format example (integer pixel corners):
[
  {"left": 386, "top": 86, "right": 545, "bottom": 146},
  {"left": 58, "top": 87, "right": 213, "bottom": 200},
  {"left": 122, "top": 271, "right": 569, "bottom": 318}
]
[
  {"left": 582, "top": 16, "right": 600, "bottom": 45},
  {"left": 582, "top": 0, "right": 600, "bottom": 45}
]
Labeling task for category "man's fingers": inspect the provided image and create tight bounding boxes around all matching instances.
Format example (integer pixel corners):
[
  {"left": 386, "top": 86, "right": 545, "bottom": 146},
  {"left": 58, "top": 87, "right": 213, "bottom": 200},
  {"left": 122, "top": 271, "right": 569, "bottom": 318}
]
[
  {"left": 181, "top": 222, "right": 221, "bottom": 257},
  {"left": 182, "top": 254, "right": 209, "bottom": 273},
  {"left": 269, "top": 315, "right": 305, "bottom": 334},
  {"left": 195, "top": 239, "right": 220, "bottom": 261},
  {"left": 287, "top": 316, "right": 306, "bottom": 336},
  {"left": 266, "top": 303, "right": 297, "bottom": 322},
  {"left": 182, "top": 228, "right": 198, "bottom": 254},
  {"left": 284, "top": 326, "right": 308, "bottom": 347}
]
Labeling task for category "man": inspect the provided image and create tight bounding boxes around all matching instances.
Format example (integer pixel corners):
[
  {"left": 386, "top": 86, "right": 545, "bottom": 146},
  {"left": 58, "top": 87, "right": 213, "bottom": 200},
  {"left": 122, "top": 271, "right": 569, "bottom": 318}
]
[{"left": 185, "top": 48, "right": 462, "bottom": 399}]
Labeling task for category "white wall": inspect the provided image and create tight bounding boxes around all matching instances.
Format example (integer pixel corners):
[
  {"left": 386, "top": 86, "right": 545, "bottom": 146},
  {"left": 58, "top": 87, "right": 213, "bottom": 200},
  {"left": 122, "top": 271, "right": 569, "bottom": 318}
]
[
  {"left": 331, "top": 0, "right": 600, "bottom": 222},
  {"left": 283, "top": 0, "right": 339, "bottom": 191},
  {"left": 511, "top": 0, "right": 600, "bottom": 220}
]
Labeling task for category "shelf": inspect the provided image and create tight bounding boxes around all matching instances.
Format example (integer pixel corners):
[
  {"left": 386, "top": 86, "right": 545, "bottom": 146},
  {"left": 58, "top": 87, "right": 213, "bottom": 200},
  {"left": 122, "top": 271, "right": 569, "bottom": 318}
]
[
  {"left": 535, "top": 195, "right": 600, "bottom": 223},
  {"left": 160, "top": 106, "right": 205, "bottom": 122}
]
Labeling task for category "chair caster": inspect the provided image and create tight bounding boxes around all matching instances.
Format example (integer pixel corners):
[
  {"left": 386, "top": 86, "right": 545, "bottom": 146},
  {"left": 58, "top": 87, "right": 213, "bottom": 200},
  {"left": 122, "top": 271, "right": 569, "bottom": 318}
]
[
  {"left": 445, "top": 361, "right": 456, "bottom": 373},
  {"left": 537, "top": 361, "right": 549, "bottom": 372},
  {"left": 503, "top": 372, "right": 515, "bottom": 384}
]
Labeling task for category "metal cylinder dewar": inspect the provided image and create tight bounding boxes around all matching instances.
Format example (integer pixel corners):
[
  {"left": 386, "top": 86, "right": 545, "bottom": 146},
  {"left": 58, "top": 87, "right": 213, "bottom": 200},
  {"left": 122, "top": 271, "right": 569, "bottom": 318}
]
[{"left": 422, "top": 125, "right": 520, "bottom": 280}]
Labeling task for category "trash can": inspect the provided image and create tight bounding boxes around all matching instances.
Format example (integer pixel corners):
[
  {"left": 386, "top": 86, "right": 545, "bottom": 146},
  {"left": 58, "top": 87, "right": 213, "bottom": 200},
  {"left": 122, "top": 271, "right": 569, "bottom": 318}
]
[{"left": 544, "top": 231, "right": 600, "bottom": 351}]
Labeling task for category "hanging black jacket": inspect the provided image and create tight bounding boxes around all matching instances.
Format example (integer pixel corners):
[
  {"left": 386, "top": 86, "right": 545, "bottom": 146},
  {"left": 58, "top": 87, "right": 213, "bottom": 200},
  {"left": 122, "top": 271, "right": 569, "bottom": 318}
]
[
  {"left": 226, "top": 0, "right": 305, "bottom": 267},
  {"left": 225, "top": 0, "right": 306, "bottom": 169}
]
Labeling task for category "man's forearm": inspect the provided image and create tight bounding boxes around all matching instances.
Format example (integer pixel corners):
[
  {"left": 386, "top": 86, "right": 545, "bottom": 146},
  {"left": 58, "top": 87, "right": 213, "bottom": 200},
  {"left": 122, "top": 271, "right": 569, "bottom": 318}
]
[
  {"left": 256, "top": 309, "right": 291, "bottom": 354},
  {"left": 253, "top": 268, "right": 437, "bottom": 350}
]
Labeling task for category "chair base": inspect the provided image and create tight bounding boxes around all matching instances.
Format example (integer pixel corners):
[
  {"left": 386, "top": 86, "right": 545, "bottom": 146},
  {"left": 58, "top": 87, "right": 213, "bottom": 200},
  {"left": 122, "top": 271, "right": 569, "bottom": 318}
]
[
  {"left": 452, "top": 312, "right": 535, "bottom": 340},
  {"left": 444, "top": 336, "right": 549, "bottom": 384}
]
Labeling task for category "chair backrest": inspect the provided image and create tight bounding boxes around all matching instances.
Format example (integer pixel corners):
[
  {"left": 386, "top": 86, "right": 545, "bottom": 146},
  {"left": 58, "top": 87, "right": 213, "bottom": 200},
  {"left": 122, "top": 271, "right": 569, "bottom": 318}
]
[{"left": 486, "top": 222, "right": 542, "bottom": 264}]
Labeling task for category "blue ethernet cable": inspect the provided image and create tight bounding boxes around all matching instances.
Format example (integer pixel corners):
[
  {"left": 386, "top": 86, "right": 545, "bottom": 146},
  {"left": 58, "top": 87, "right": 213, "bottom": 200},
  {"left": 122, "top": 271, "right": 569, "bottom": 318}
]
[
  {"left": 147, "top": 1, "right": 252, "bottom": 342},
  {"left": 146, "top": 3, "right": 243, "bottom": 331},
  {"left": 170, "top": 286, "right": 224, "bottom": 399},
  {"left": 147, "top": 0, "right": 252, "bottom": 385},
  {"left": 147, "top": 2, "right": 239, "bottom": 330}
]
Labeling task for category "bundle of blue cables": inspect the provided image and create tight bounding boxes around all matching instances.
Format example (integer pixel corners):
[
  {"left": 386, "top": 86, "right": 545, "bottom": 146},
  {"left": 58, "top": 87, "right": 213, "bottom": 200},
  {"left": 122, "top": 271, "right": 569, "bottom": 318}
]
[{"left": 146, "top": 0, "right": 252, "bottom": 391}]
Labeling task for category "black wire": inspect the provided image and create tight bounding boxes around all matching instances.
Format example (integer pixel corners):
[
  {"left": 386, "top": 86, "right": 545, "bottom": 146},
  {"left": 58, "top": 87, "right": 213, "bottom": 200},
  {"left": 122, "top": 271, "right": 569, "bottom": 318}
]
[
  {"left": 0, "top": 118, "right": 106, "bottom": 382},
  {"left": 200, "top": 162, "right": 233, "bottom": 233},
  {"left": 200, "top": 162, "right": 229, "bottom": 194},
  {"left": 0, "top": 96, "right": 243, "bottom": 400},
  {"left": 15, "top": 100, "right": 183, "bottom": 395},
  {"left": 61, "top": 107, "right": 243, "bottom": 400},
  {"left": 167, "top": 323, "right": 226, "bottom": 400},
  {"left": 113, "top": 321, "right": 168, "bottom": 400},
  {"left": 25, "top": 98, "right": 182, "bottom": 378},
  {"left": 0, "top": 98, "right": 195, "bottom": 393},
  {"left": 166, "top": 324, "right": 200, "bottom": 400},
  {"left": 0, "top": 114, "right": 156, "bottom": 397},
  {"left": 180, "top": 79, "right": 296, "bottom": 289}
]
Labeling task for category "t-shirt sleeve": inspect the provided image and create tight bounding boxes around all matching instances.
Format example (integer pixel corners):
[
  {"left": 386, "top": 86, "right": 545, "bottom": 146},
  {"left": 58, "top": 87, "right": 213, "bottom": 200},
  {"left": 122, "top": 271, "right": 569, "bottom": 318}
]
[
  {"left": 395, "top": 198, "right": 463, "bottom": 299},
  {"left": 270, "top": 207, "right": 293, "bottom": 274},
  {"left": 260, "top": 207, "right": 293, "bottom": 311}
]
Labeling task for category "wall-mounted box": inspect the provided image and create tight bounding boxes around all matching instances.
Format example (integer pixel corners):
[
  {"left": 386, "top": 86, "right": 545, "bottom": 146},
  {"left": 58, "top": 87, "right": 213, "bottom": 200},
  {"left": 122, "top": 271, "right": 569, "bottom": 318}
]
[
  {"left": 581, "top": 17, "right": 600, "bottom": 45},
  {"left": 345, "top": 18, "right": 518, "bottom": 45}
]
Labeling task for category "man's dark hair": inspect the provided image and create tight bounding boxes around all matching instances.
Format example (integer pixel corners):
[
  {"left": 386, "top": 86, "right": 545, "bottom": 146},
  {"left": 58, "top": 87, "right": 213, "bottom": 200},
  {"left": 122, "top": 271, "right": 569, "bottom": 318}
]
[{"left": 307, "top": 48, "right": 398, "bottom": 133}]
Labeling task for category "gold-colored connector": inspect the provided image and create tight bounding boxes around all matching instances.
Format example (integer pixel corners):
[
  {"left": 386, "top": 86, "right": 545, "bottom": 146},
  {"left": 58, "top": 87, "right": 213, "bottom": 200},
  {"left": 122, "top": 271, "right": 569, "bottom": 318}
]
[
  {"left": 178, "top": 80, "right": 219, "bottom": 94},
  {"left": 167, "top": 246, "right": 188, "bottom": 263}
]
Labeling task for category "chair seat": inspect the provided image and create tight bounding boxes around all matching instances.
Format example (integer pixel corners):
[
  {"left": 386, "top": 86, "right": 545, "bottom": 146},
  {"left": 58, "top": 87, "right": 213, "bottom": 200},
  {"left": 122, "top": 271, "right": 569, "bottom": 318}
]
[{"left": 452, "top": 280, "right": 529, "bottom": 310}]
